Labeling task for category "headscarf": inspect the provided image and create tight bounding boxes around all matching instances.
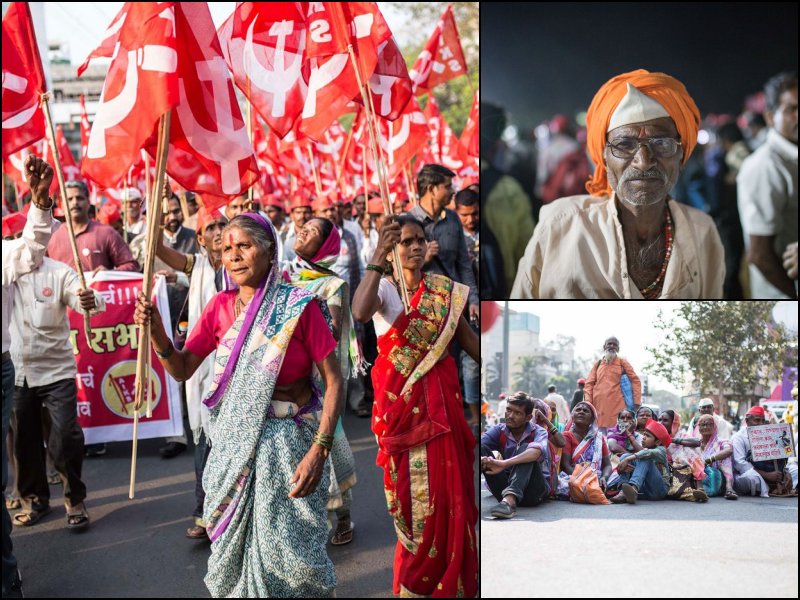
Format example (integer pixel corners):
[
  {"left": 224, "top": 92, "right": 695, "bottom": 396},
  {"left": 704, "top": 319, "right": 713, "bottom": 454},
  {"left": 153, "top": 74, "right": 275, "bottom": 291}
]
[
  {"left": 585, "top": 69, "right": 701, "bottom": 197},
  {"left": 204, "top": 213, "right": 280, "bottom": 409},
  {"left": 668, "top": 410, "right": 681, "bottom": 437},
  {"left": 564, "top": 401, "right": 605, "bottom": 475},
  {"left": 282, "top": 221, "right": 364, "bottom": 377}
]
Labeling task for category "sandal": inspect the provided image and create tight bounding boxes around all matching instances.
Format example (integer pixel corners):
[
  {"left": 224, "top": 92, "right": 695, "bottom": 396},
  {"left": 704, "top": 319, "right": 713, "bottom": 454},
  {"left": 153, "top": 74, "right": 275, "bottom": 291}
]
[
  {"left": 724, "top": 489, "right": 738, "bottom": 501},
  {"left": 5, "top": 495, "right": 21, "bottom": 511},
  {"left": 48, "top": 472, "right": 62, "bottom": 486},
  {"left": 186, "top": 525, "right": 208, "bottom": 540},
  {"left": 12, "top": 505, "right": 52, "bottom": 527},
  {"left": 65, "top": 502, "right": 90, "bottom": 530},
  {"left": 331, "top": 521, "right": 355, "bottom": 546}
]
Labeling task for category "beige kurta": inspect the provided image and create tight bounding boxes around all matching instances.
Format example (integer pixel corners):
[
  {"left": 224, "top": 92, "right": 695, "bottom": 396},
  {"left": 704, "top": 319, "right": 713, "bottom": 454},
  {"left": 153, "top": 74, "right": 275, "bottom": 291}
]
[{"left": 511, "top": 194, "right": 725, "bottom": 298}]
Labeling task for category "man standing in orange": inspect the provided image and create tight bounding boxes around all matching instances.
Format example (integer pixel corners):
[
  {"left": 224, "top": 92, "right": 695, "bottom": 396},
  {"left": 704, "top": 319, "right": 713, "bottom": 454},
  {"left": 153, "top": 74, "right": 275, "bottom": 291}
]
[{"left": 583, "top": 336, "right": 642, "bottom": 433}]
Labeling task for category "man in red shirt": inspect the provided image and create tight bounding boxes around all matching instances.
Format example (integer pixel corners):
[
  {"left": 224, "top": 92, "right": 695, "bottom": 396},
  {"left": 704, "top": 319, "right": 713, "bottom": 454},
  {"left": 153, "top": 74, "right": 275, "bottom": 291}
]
[{"left": 47, "top": 181, "right": 139, "bottom": 273}]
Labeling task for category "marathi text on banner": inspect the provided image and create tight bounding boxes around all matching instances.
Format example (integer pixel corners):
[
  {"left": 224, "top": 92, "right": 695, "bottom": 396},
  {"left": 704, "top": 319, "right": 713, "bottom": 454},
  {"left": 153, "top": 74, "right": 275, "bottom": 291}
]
[
  {"left": 747, "top": 423, "right": 796, "bottom": 462},
  {"left": 67, "top": 271, "right": 182, "bottom": 444}
]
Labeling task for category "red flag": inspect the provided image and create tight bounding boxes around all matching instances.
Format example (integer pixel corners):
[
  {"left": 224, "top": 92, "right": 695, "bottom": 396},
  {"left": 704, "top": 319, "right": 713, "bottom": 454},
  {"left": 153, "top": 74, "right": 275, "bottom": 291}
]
[
  {"left": 79, "top": 2, "right": 178, "bottom": 188},
  {"left": 2, "top": 2, "right": 46, "bottom": 158},
  {"left": 458, "top": 89, "right": 479, "bottom": 159},
  {"left": 409, "top": 4, "right": 468, "bottom": 94},
  {"left": 164, "top": 3, "right": 258, "bottom": 209},
  {"left": 361, "top": 35, "right": 412, "bottom": 121},
  {"left": 423, "top": 96, "right": 463, "bottom": 172},
  {"left": 299, "top": 2, "right": 392, "bottom": 141},
  {"left": 377, "top": 96, "right": 429, "bottom": 180},
  {"left": 79, "top": 94, "right": 91, "bottom": 164},
  {"left": 44, "top": 125, "right": 81, "bottom": 196},
  {"left": 219, "top": 3, "right": 307, "bottom": 140}
]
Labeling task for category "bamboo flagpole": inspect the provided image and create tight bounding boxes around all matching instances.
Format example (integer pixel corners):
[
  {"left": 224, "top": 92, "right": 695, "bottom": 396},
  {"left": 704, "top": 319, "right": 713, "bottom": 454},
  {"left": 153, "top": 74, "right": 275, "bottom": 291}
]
[
  {"left": 41, "top": 92, "right": 93, "bottom": 342},
  {"left": 346, "top": 45, "right": 410, "bottom": 313},
  {"left": 307, "top": 145, "right": 323, "bottom": 198},
  {"left": 246, "top": 95, "right": 254, "bottom": 209},
  {"left": 335, "top": 110, "right": 357, "bottom": 191},
  {"left": 130, "top": 110, "right": 172, "bottom": 499}
]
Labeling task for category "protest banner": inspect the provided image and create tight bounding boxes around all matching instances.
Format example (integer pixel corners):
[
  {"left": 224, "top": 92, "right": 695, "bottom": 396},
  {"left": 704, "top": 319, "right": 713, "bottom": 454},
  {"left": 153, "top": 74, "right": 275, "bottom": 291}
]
[
  {"left": 67, "top": 271, "right": 182, "bottom": 444},
  {"left": 747, "top": 423, "right": 796, "bottom": 462}
]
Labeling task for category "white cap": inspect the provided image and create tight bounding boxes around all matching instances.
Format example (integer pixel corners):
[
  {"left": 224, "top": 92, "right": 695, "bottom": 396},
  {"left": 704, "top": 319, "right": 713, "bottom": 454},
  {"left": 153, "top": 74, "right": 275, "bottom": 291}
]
[
  {"left": 698, "top": 398, "right": 714, "bottom": 408},
  {"left": 607, "top": 83, "right": 670, "bottom": 132}
]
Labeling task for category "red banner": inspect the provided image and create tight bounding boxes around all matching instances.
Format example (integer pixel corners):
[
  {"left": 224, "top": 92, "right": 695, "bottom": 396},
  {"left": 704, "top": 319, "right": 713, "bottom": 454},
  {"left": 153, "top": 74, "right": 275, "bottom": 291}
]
[{"left": 67, "top": 272, "right": 182, "bottom": 444}]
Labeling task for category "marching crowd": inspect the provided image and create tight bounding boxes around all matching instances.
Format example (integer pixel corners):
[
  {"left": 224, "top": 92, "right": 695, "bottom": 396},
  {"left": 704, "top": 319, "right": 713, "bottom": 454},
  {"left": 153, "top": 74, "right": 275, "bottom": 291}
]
[
  {"left": 481, "top": 336, "right": 799, "bottom": 518},
  {"left": 1, "top": 156, "right": 480, "bottom": 598}
]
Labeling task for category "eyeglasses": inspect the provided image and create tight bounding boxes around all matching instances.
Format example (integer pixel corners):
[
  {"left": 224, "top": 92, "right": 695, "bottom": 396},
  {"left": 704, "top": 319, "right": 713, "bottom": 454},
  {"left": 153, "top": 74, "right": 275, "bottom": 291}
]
[{"left": 606, "top": 137, "right": 682, "bottom": 159}]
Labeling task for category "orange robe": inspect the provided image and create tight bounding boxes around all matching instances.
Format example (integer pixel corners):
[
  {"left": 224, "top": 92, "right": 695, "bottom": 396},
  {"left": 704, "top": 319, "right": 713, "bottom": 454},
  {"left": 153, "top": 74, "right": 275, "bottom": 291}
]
[{"left": 583, "top": 357, "right": 642, "bottom": 429}]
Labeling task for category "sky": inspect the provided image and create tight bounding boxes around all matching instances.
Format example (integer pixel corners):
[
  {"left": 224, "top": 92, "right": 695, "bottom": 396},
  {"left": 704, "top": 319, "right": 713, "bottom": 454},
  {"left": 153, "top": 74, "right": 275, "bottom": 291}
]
[
  {"left": 38, "top": 2, "right": 410, "bottom": 66},
  {"left": 481, "top": 2, "right": 799, "bottom": 129},
  {"left": 494, "top": 301, "right": 798, "bottom": 397}
]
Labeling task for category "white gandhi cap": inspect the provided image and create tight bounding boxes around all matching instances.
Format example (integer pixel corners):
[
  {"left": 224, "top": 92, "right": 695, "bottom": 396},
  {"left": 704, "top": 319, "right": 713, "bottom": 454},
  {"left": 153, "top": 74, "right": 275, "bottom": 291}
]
[{"left": 607, "top": 83, "right": 671, "bottom": 132}]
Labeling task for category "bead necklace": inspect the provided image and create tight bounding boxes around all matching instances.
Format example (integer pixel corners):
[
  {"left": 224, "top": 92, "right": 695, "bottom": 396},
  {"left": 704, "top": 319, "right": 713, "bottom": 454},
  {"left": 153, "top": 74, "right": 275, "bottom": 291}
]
[{"left": 639, "top": 209, "right": 673, "bottom": 299}]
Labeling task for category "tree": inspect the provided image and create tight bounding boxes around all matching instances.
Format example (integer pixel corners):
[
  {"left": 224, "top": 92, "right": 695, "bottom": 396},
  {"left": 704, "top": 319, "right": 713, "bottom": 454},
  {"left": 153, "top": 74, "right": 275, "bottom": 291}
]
[
  {"left": 513, "top": 355, "right": 540, "bottom": 395},
  {"left": 485, "top": 354, "right": 503, "bottom": 399},
  {"left": 646, "top": 302, "right": 798, "bottom": 416}
]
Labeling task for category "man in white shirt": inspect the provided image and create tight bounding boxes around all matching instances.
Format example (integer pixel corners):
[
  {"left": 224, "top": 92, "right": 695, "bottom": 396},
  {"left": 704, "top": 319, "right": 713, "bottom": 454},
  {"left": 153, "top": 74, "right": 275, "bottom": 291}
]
[
  {"left": 11, "top": 256, "right": 104, "bottom": 530},
  {"left": 2, "top": 156, "right": 54, "bottom": 597},
  {"left": 737, "top": 72, "right": 798, "bottom": 299},
  {"left": 282, "top": 195, "right": 312, "bottom": 266},
  {"left": 544, "top": 385, "right": 570, "bottom": 425},
  {"left": 123, "top": 188, "right": 146, "bottom": 238}
]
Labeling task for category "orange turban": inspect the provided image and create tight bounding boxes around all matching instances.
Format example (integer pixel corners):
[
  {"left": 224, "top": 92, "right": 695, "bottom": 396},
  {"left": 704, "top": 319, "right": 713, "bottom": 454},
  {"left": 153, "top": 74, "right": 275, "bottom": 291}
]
[{"left": 585, "top": 69, "right": 701, "bottom": 197}]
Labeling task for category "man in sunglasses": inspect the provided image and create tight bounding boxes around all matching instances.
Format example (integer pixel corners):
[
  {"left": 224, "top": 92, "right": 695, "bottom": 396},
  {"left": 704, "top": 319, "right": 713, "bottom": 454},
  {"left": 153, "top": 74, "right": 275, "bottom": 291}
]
[{"left": 511, "top": 69, "right": 724, "bottom": 299}]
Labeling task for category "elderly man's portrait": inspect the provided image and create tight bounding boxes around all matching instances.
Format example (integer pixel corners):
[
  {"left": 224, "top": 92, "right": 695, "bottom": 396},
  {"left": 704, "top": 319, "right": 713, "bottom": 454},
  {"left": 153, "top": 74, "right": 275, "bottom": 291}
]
[{"left": 481, "top": 3, "right": 798, "bottom": 299}]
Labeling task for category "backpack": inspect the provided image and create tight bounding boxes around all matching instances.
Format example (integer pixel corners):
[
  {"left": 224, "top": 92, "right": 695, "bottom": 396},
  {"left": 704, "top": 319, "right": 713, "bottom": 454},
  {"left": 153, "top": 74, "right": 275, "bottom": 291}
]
[{"left": 541, "top": 147, "right": 591, "bottom": 204}]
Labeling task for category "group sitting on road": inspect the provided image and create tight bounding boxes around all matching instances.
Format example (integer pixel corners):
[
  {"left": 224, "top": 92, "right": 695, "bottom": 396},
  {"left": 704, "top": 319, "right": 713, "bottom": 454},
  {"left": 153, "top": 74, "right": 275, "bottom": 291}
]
[{"left": 481, "top": 336, "right": 798, "bottom": 519}]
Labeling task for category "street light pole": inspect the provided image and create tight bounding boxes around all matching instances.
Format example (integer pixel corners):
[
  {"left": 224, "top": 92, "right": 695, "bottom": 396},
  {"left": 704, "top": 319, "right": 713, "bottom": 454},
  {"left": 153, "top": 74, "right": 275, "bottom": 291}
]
[{"left": 503, "top": 301, "right": 510, "bottom": 392}]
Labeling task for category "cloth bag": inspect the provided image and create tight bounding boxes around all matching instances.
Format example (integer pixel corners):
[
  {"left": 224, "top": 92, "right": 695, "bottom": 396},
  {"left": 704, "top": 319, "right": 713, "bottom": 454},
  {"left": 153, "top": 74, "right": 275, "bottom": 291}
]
[
  {"left": 568, "top": 463, "right": 610, "bottom": 504},
  {"left": 667, "top": 464, "right": 699, "bottom": 501}
]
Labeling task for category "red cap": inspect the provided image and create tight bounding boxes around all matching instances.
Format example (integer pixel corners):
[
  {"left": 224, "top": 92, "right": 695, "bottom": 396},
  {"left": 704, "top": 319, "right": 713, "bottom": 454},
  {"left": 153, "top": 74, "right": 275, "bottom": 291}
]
[
  {"left": 644, "top": 419, "right": 671, "bottom": 447},
  {"left": 197, "top": 206, "right": 226, "bottom": 234},
  {"left": 367, "top": 197, "right": 385, "bottom": 214},
  {"left": 577, "top": 378, "right": 586, "bottom": 385},
  {"left": 2, "top": 212, "right": 26, "bottom": 238},
  {"left": 746, "top": 406, "right": 765, "bottom": 418},
  {"left": 97, "top": 202, "right": 121, "bottom": 225},
  {"left": 288, "top": 194, "right": 312, "bottom": 210},
  {"left": 264, "top": 194, "right": 284, "bottom": 210},
  {"left": 311, "top": 195, "right": 334, "bottom": 213}
]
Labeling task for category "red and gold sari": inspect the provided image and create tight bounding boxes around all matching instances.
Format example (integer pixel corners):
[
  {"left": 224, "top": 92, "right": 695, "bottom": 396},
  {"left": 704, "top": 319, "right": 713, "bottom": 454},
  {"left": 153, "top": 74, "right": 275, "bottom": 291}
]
[{"left": 372, "top": 274, "right": 477, "bottom": 598}]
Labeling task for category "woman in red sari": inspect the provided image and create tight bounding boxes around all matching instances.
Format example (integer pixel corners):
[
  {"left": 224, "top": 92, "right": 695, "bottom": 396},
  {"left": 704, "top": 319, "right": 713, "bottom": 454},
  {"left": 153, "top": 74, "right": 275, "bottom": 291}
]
[{"left": 353, "top": 216, "right": 479, "bottom": 598}]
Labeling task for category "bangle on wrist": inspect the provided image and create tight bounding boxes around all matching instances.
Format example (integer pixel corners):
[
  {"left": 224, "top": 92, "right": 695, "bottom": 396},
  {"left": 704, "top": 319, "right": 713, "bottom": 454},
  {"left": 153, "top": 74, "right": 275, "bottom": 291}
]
[
  {"left": 366, "top": 263, "right": 385, "bottom": 275},
  {"left": 154, "top": 340, "right": 174, "bottom": 359}
]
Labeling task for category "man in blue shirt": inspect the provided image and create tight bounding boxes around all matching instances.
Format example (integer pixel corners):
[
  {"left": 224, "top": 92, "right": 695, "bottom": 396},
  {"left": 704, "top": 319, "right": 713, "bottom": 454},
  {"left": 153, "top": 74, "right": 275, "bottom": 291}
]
[{"left": 481, "top": 392, "right": 549, "bottom": 518}]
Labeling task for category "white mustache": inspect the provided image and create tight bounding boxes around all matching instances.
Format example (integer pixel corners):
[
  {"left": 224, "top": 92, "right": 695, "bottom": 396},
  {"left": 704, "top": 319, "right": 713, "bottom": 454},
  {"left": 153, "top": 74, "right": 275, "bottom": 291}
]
[{"left": 620, "top": 168, "right": 667, "bottom": 185}]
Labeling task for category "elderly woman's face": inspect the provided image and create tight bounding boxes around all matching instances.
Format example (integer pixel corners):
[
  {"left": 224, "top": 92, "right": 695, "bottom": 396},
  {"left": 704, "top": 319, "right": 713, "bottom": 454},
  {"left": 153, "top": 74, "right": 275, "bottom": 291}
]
[
  {"left": 294, "top": 218, "right": 326, "bottom": 260},
  {"left": 637, "top": 408, "right": 653, "bottom": 428},
  {"left": 604, "top": 117, "right": 683, "bottom": 207},
  {"left": 572, "top": 403, "right": 593, "bottom": 425},
  {"left": 222, "top": 226, "right": 272, "bottom": 287},
  {"left": 698, "top": 416, "right": 715, "bottom": 437}
]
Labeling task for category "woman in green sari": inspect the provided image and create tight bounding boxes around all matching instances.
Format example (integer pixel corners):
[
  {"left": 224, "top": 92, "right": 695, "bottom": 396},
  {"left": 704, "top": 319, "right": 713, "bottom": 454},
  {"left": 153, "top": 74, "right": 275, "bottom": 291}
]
[
  {"left": 284, "top": 216, "right": 362, "bottom": 545},
  {"left": 135, "top": 213, "right": 342, "bottom": 597}
]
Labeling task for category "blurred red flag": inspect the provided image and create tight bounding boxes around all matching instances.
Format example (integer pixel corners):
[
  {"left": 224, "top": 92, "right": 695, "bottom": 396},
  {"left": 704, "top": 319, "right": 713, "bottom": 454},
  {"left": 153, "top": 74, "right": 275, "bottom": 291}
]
[
  {"left": 459, "top": 90, "right": 479, "bottom": 159},
  {"left": 377, "top": 96, "right": 429, "bottom": 180},
  {"left": 409, "top": 5, "right": 468, "bottom": 95},
  {"left": 2, "top": 2, "right": 46, "bottom": 158}
]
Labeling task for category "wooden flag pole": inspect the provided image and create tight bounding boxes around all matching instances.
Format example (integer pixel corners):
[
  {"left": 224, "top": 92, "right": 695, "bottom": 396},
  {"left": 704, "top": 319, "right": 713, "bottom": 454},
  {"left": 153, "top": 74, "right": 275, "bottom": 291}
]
[
  {"left": 362, "top": 148, "right": 368, "bottom": 197},
  {"left": 246, "top": 97, "right": 254, "bottom": 209},
  {"left": 130, "top": 110, "right": 172, "bottom": 499},
  {"left": 346, "top": 45, "right": 410, "bottom": 313},
  {"left": 41, "top": 92, "right": 93, "bottom": 342},
  {"left": 336, "top": 112, "right": 357, "bottom": 191},
  {"left": 307, "top": 145, "right": 323, "bottom": 198}
]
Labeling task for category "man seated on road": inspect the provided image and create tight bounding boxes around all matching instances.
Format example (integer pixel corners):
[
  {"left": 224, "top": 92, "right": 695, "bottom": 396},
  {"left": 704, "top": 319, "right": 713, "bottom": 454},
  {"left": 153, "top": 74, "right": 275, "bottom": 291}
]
[
  {"left": 688, "top": 397, "right": 732, "bottom": 439},
  {"left": 611, "top": 418, "right": 672, "bottom": 504},
  {"left": 732, "top": 406, "right": 798, "bottom": 497},
  {"left": 480, "top": 392, "right": 550, "bottom": 518}
]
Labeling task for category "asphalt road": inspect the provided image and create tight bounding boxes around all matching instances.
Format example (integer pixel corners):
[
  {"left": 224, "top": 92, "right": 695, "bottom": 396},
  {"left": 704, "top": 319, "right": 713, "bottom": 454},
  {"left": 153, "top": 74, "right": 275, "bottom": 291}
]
[
  {"left": 9, "top": 411, "right": 396, "bottom": 598},
  {"left": 480, "top": 480, "right": 799, "bottom": 598}
]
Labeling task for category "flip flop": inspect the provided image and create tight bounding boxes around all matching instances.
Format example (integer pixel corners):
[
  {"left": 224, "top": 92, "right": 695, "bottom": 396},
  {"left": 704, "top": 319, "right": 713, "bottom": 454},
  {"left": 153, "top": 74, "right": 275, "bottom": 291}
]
[
  {"left": 12, "top": 505, "right": 52, "bottom": 527},
  {"left": 724, "top": 489, "right": 738, "bottom": 501},
  {"left": 186, "top": 525, "right": 208, "bottom": 540},
  {"left": 65, "top": 502, "right": 90, "bottom": 530},
  {"left": 331, "top": 521, "right": 355, "bottom": 545},
  {"left": 5, "top": 496, "right": 21, "bottom": 510}
]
